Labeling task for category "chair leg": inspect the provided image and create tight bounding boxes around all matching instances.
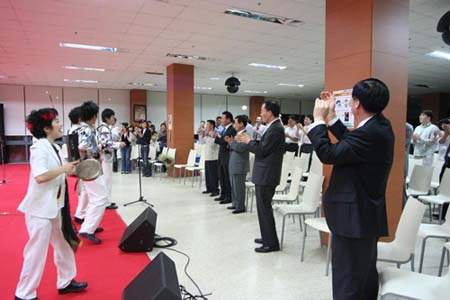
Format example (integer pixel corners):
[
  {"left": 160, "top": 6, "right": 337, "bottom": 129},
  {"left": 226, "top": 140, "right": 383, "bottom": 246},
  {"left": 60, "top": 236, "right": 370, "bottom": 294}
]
[
  {"left": 411, "top": 254, "right": 415, "bottom": 272},
  {"left": 396, "top": 263, "right": 401, "bottom": 269},
  {"left": 439, "top": 205, "right": 444, "bottom": 224},
  {"left": 325, "top": 233, "right": 332, "bottom": 276},
  {"left": 280, "top": 215, "right": 286, "bottom": 251},
  {"left": 418, "top": 238, "right": 428, "bottom": 273},
  {"left": 438, "top": 247, "right": 447, "bottom": 276},
  {"left": 301, "top": 223, "right": 307, "bottom": 262},
  {"left": 183, "top": 169, "right": 187, "bottom": 185},
  {"left": 250, "top": 191, "right": 254, "bottom": 213},
  {"left": 298, "top": 215, "right": 303, "bottom": 232},
  {"left": 428, "top": 203, "right": 432, "bottom": 223}
]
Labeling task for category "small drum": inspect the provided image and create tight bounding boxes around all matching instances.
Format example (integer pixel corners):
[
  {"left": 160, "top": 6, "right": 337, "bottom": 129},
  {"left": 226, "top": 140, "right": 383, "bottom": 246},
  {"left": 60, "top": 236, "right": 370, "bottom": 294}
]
[{"left": 75, "top": 158, "right": 102, "bottom": 181}]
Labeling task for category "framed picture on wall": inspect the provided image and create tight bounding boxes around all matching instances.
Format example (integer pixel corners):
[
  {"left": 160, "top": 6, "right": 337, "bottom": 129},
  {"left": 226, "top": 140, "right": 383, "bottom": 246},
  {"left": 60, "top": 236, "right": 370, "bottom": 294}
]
[{"left": 134, "top": 104, "right": 146, "bottom": 121}]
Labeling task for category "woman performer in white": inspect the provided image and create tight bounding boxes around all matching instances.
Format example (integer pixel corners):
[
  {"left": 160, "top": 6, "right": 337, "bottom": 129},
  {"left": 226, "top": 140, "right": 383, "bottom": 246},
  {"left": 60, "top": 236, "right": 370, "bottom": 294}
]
[{"left": 15, "top": 108, "right": 87, "bottom": 300}]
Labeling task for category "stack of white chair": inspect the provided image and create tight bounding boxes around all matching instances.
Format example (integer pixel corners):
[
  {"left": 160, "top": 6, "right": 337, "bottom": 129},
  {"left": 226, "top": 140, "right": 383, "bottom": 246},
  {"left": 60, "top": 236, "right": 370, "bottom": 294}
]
[
  {"left": 377, "top": 197, "right": 426, "bottom": 271},
  {"left": 419, "top": 169, "right": 450, "bottom": 223},
  {"left": 272, "top": 167, "right": 304, "bottom": 205}
]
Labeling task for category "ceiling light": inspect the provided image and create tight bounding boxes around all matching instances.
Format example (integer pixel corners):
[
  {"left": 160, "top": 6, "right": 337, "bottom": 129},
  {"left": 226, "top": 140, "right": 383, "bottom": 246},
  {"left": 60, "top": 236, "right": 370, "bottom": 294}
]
[
  {"left": 244, "top": 90, "right": 268, "bottom": 94},
  {"left": 145, "top": 71, "right": 164, "bottom": 76},
  {"left": 129, "top": 82, "right": 155, "bottom": 87},
  {"left": 209, "top": 77, "right": 221, "bottom": 80},
  {"left": 427, "top": 50, "right": 450, "bottom": 61},
  {"left": 225, "top": 8, "right": 303, "bottom": 27},
  {"left": 278, "top": 83, "right": 304, "bottom": 87},
  {"left": 167, "top": 53, "right": 208, "bottom": 61},
  {"left": 241, "top": 105, "right": 248, "bottom": 110},
  {"left": 64, "top": 79, "right": 98, "bottom": 83},
  {"left": 59, "top": 42, "right": 118, "bottom": 52},
  {"left": 249, "top": 63, "right": 286, "bottom": 70},
  {"left": 195, "top": 86, "right": 212, "bottom": 90},
  {"left": 64, "top": 66, "right": 105, "bottom": 72}
]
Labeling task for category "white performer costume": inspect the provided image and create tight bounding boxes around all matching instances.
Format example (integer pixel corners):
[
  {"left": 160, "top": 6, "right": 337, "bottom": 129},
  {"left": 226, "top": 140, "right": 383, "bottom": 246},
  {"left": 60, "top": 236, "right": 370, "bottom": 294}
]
[{"left": 15, "top": 139, "right": 76, "bottom": 299}]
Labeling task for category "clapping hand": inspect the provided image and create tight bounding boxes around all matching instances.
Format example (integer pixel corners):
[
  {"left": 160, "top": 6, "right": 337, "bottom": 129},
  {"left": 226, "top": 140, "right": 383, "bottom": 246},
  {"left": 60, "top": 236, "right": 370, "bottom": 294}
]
[
  {"left": 235, "top": 133, "right": 251, "bottom": 144},
  {"left": 224, "top": 135, "right": 233, "bottom": 144},
  {"left": 313, "top": 98, "right": 330, "bottom": 122},
  {"left": 319, "top": 91, "right": 336, "bottom": 120},
  {"left": 442, "top": 124, "right": 450, "bottom": 135}
]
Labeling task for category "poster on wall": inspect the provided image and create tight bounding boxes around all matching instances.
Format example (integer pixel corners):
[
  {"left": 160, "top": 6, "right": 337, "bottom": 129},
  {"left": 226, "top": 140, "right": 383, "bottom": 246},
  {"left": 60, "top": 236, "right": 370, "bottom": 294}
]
[
  {"left": 167, "top": 114, "right": 173, "bottom": 130},
  {"left": 333, "top": 89, "right": 354, "bottom": 128}
]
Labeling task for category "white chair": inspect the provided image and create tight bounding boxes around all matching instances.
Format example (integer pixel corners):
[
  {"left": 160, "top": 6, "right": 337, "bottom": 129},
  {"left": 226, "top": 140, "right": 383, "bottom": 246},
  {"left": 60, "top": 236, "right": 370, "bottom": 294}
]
[
  {"left": 301, "top": 217, "right": 332, "bottom": 276},
  {"left": 185, "top": 154, "right": 205, "bottom": 187},
  {"left": 379, "top": 267, "right": 450, "bottom": 300},
  {"left": 303, "top": 151, "right": 320, "bottom": 177},
  {"left": 283, "top": 151, "right": 295, "bottom": 167},
  {"left": 377, "top": 197, "right": 426, "bottom": 271},
  {"left": 419, "top": 169, "right": 450, "bottom": 223},
  {"left": 172, "top": 149, "right": 196, "bottom": 182},
  {"left": 272, "top": 167, "right": 304, "bottom": 204},
  {"left": 438, "top": 242, "right": 450, "bottom": 276},
  {"left": 406, "top": 165, "right": 433, "bottom": 197},
  {"left": 275, "top": 163, "right": 291, "bottom": 194},
  {"left": 153, "top": 147, "right": 174, "bottom": 178},
  {"left": 418, "top": 209, "right": 450, "bottom": 273},
  {"left": 274, "top": 173, "right": 324, "bottom": 250},
  {"left": 431, "top": 157, "right": 444, "bottom": 191}
]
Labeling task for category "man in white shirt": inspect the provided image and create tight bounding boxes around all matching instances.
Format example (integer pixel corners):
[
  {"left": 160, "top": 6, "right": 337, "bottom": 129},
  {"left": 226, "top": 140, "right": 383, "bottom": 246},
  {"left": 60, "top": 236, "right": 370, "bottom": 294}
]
[
  {"left": 298, "top": 114, "right": 314, "bottom": 156},
  {"left": 284, "top": 115, "right": 300, "bottom": 155},
  {"left": 253, "top": 116, "right": 266, "bottom": 141},
  {"left": 412, "top": 110, "right": 440, "bottom": 166},
  {"left": 200, "top": 120, "right": 220, "bottom": 197}
]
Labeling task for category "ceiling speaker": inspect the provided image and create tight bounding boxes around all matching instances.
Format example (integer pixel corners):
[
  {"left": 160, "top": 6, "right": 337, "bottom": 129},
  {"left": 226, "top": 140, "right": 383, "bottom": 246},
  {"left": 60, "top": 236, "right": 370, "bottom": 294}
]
[
  {"left": 437, "top": 10, "right": 450, "bottom": 46},
  {"left": 225, "top": 76, "right": 240, "bottom": 94}
]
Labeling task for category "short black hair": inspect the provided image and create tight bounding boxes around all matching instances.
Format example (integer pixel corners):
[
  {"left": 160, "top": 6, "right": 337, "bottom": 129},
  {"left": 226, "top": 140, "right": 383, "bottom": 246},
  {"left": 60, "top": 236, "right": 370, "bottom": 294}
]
[
  {"left": 216, "top": 116, "right": 222, "bottom": 120},
  {"left": 80, "top": 101, "right": 99, "bottom": 122},
  {"left": 26, "top": 108, "right": 58, "bottom": 139},
  {"left": 101, "top": 108, "right": 115, "bottom": 123},
  {"left": 352, "top": 78, "right": 389, "bottom": 114},
  {"left": 305, "top": 114, "right": 314, "bottom": 122},
  {"left": 263, "top": 101, "right": 280, "bottom": 117},
  {"left": 422, "top": 110, "right": 433, "bottom": 120},
  {"left": 207, "top": 119, "right": 215, "bottom": 127},
  {"left": 222, "top": 111, "right": 234, "bottom": 122},
  {"left": 235, "top": 115, "right": 248, "bottom": 127},
  {"left": 288, "top": 115, "right": 297, "bottom": 121},
  {"left": 68, "top": 106, "right": 81, "bottom": 125}
]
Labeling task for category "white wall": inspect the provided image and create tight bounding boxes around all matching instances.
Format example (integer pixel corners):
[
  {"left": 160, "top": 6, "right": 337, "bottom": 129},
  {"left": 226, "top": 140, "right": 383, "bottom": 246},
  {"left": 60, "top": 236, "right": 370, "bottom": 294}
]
[
  {"left": 0, "top": 84, "right": 25, "bottom": 135},
  {"left": 147, "top": 91, "right": 167, "bottom": 129}
]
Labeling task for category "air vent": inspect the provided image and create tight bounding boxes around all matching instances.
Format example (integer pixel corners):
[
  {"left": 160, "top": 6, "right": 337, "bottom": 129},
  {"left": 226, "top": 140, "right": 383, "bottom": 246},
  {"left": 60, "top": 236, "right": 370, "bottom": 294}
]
[
  {"left": 225, "top": 8, "right": 303, "bottom": 27},
  {"left": 166, "top": 53, "right": 208, "bottom": 61},
  {"left": 145, "top": 71, "right": 164, "bottom": 76}
]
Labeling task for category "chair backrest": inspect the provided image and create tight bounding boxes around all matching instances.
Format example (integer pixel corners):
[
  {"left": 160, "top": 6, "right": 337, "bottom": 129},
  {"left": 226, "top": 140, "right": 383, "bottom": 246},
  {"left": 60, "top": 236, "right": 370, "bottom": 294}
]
[
  {"left": 198, "top": 152, "right": 206, "bottom": 169},
  {"left": 439, "top": 169, "right": 450, "bottom": 197},
  {"left": 301, "top": 173, "right": 324, "bottom": 211},
  {"left": 162, "top": 147, "right": 168, "bottom": 156},
  {"left": 432, "top": 158, "right": 445, "bottom": 188},
  {"left": 293, "top": 155, "right": 309, "bottom": 171},
  {"left": 393, "top": 197, "right": 426, "bottom": 253},
  {"left": 186, "top": 149, "right": 197, "bottom": 166},
  {"left": 248, "top": 152, "right": 255, "bottom": 178},
  {"left": 167, "top": 148, "right": 176, "bottom": 160},
  {"left": 409, "top": 164, "right": 433, "bottom": 193},
  {"left": 309, "top": 154, "right": 323, "bottom": 176},
  {"left": 276, "top": 162, "right": 291, "bottom": 191},
  {"left": 283, "top": 151, "right": 295, "bottom": 166},
  {"left": 286, "top": 167, "right": 304, "bottom": 198},
  {"left": 149, "top": 146, "right": 157, "bottom": 160}
]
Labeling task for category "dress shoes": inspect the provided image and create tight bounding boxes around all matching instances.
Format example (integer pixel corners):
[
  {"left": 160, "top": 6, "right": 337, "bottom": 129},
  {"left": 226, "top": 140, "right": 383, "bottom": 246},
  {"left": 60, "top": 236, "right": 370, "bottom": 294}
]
[
  {"left": 227, "top": 206, "right": 236, "bottom": 210},
  {"left": 255, "top": 245, "right": 280, "bottom": 253},
  {"left": 79, "top": 232, "right": 101, "bottom": 244},
  {"left": 214, "top": 196, "right": 225, "bottom": 201},
  {"left": 94, "top": 227, "right": 104, "bottom": 233},
  {"left": 210, "top": 192, "right": 219, "bottom": 197},
  {"left": 219, "top": 199, "right": 231, "bottom": 204},
  {"left": 73, "top": 217, "right": 84, "bottom": 224},
  {"left": 15, "top": 297, "right": 37, "bottom": 300},
  {"left": 232, "top": 209, "right": 245, "bottom": 214},
  {"left": 106, "top": 204, "right": 118, "bottom": 209},
  {"left": 202, "top": 190, "right": 211, "bottom": 194},
  {"left": 254, "top": 238, "right": 264, "bottom": 244},
  {"left": 58, "top": 279, "right": 88, "bottom": 294}
]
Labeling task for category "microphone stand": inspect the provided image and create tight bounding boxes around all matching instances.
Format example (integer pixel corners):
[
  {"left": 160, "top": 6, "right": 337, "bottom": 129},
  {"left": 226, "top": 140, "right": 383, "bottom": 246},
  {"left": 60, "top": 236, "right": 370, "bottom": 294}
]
[
  {"left": 0, "top": 136, "right": 8, "bottom": 185},
  {"left": 124, "top": 144, "right": 153, "bottom": 207}
]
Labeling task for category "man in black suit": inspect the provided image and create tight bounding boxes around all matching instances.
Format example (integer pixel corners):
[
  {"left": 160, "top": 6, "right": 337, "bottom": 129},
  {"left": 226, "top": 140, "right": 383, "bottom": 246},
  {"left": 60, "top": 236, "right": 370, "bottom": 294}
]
[
  {"left": 213, "top": 111, "right": 237, "bottom": 204},
  {"left": 307, "top": 78, "right": 394, "bottom": 300},
  {"left": 236, "top": 101, "right": 285, "bottom": 253}
]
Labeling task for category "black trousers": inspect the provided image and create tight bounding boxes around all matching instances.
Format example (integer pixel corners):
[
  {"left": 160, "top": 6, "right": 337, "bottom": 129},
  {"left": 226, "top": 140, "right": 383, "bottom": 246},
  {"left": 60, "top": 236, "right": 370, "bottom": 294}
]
[
  {"left": 141, "top": 145, "right": 152, "bottom": 176},
  {"left": 439, "top": 157, "right": 450, "bottom": 219},
  {"left": 255, "top": 185, "right": 279, "bottom": 248},
  {"left": 219, "top": 160, "right": 231, "bottom": 200},
  {"left": 112, "top": 149, "right": 118, "bottom": 172},
  {"left": 205, "top": 160, "right": 219, "bottom": 193},
  {"left": 285, "top": 143, "right": 299, "bottom": 156},
  {"left": 331, "top": 234, "right": 379, "bottom": 300}
]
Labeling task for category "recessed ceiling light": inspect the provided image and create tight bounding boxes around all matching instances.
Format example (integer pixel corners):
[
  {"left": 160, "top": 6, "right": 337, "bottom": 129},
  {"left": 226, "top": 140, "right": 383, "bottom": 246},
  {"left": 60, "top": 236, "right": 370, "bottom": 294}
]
[
  {"left": 64, "top": 66, "right": 105, "bottom": 72},
  {"left": 167, "top": 53, "right": 208, "bottom": 61},
  {"left": 225, "top": 8, "right": 303, "bottom": 27},
  {"left": 209, "top": 77, "right": 221, "bottom": 80},
  {"left": 427, "top": 50, "right": 450, "bottom": 61},
  {"left": 64, "top": 79, "right": 98, "bottom": 83},
  {"left": 241, "top": 105, "right": 248, "bottom": 110},
  {"left": 278, "top": 83, "right": 304, "bottom": 87},
  {"left": 59, "top": 42, "right": 118, "bottom": 52},
  {"left": 194, "top": 86, "right": 212, "bottom": 90},
  {"left": 244, "top": 90, "right": 268, "bottom": 94},
  {"left": 249, "top": 63, "right": 286, "bottom": 70},
  {"left": 129, "top": 82, "right": 155, "bottom": 87}
]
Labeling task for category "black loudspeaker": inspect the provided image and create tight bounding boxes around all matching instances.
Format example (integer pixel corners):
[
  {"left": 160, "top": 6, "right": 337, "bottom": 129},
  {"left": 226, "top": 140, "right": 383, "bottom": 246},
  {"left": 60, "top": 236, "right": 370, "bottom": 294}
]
[
  {"left": 437, "top": 10, "right": 450, "bottom": 46},
  {"left": 119, "top": 207, "right": 157, "bottom": 252},
  {"left": 225, "top": 76, "right": 240, "bottom": 94},
  {"left": 122, "top": 252, "right": 181, "bottom": 300},
  {"left": 0, "top": 104, "right": 4, "bottom": 136}
]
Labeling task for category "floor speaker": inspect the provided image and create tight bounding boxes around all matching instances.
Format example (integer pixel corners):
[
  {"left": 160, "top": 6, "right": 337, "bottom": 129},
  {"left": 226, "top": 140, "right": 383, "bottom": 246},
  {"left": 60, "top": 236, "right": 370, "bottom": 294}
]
[
  {"left": 119, "top": 207, "right": 157, "bottom": 252},
  {"left": 0, "top": 103, "right": 4, "bottom": 136},
  {"left": 122, "top": 252, "right": 181, "bottom": 300}
]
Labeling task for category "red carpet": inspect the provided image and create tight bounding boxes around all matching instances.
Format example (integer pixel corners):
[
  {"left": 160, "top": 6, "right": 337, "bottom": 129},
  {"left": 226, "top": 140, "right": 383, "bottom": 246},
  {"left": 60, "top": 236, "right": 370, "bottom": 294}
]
[{"left": 0, "top": 164, "right": 150, "bottom": 299}]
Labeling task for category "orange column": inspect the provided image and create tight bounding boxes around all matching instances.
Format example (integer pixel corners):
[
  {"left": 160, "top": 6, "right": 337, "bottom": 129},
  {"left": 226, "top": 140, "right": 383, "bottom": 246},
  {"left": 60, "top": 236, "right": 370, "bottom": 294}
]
[
  {"left": 249, "top": 96, "right": 265, "bottom": 123},
  {"left": 166, "top": 63, "right": 194, "bottom": 177},
  {"left": 325, "top": 0, "right": 409, "bottom": 241},
  {"left": 130, "top": 89, "right": 147, "bottom": 124}
]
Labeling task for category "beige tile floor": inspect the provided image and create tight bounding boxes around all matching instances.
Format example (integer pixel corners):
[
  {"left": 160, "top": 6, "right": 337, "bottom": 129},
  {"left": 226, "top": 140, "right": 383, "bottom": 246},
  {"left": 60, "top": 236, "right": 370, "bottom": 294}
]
[{"left": 111, "top": 171, "right": 448, "bottom": 300}]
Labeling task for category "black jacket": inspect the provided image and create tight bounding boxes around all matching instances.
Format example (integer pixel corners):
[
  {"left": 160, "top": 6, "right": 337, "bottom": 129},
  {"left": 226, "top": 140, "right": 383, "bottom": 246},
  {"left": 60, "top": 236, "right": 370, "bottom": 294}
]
[
  {"left": 215, "top": 124, "right": 237, "bottom": 165},
  {"left": 308, "top": 114, "right": 394, "bottom": 238},
  {"left": 248, "top": 119, "right": 285, "bottom": 187}
]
